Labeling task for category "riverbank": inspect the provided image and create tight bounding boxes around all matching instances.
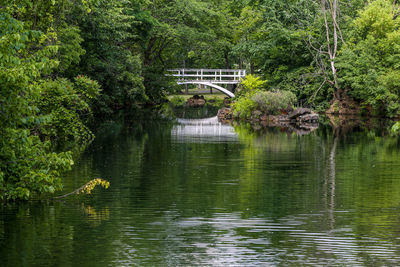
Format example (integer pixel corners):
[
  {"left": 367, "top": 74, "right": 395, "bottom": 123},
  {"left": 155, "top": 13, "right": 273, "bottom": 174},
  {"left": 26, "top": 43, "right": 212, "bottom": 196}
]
[
  {"left": 216, "top": 106, "right": 319, "bottom": 135},
  {"left": 167, "top": 94, "right": 227, "bottom": 107}
]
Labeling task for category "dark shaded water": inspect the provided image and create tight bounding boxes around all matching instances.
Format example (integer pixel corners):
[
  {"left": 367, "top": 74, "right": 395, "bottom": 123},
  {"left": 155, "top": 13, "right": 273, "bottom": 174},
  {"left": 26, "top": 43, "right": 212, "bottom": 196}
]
[{"left": 2, "top": 116, "right": 400, "bottom": 266}]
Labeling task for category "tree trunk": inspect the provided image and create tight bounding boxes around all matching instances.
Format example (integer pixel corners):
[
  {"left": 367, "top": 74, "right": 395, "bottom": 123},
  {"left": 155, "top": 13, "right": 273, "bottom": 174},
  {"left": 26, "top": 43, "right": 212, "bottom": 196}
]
[
  {"left": 321, "top": 0, "right": 341, "bottom": 98},
  {"left": 225, "top": 51, "right": 230, "bottom": 69}
]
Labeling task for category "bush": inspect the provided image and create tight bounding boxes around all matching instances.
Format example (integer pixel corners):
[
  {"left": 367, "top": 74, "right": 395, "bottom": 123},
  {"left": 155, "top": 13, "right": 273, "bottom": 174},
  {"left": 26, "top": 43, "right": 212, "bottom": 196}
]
[
  {"left": 237, "top": 74, "right": 267, "bottom": 97},
  {"left": 206, "top": 97, "right": 224, "bottom": 108},
  {"left": 251, "top": 90, "right": 297, "bottom": 115},
  {"left": 232, "top": 75, "right": 270, "bottom": 118},
  {"left": 231, "top": 97, "right": 257, "bottom": 119},
  {"left": 169, "top": 96, "right": 186, "bottom": 107},
  {"left": 391, "top": 121, "right": 400, "bottom": 135}
]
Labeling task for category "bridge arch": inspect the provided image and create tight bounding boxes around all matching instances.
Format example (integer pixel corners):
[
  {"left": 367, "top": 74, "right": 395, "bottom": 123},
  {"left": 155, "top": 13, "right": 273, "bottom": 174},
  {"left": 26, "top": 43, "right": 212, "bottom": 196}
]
[
  {"left": 179, "top": 81, "right": 235, "bottom": 98},
  {"left": 167, "top": 68, "right": 245, "bottom": 98}
]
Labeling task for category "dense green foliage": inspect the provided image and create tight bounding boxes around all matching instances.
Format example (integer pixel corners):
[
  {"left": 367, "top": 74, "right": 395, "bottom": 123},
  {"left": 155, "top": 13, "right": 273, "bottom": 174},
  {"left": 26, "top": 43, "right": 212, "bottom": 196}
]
[
  {"left": 35, "top": 76, "right": 100, "bottom": 143},
  {"left": 3, "top": 0, "right": 400, "bottom": 201},
  {"left": 238, "top": 74, "right": 267, "bottom": 96},
  {"left": 232, "top": 96, "right": 257, "bottom": 119},
  {"left": 0, "top": 12, "right": 74, "bottom": 201},
  {"left": 232, "top": 75, "right": 296, "bottom": 117},
  {"left": 337, "top": 0, "right": 400, "bottom": 116}
]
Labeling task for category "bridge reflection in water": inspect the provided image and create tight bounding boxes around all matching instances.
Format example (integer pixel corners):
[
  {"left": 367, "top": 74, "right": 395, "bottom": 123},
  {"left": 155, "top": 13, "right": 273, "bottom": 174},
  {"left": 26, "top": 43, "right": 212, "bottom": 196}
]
[{"left": 171, "top": 116, "right": 238, "bottom": 143}]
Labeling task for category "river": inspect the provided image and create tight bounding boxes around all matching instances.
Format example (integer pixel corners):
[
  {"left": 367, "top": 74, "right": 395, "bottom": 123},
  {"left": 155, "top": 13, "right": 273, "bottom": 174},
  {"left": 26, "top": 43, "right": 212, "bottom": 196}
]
[{"left": 1, "top": 112, "right": 400, "bottom": 266}]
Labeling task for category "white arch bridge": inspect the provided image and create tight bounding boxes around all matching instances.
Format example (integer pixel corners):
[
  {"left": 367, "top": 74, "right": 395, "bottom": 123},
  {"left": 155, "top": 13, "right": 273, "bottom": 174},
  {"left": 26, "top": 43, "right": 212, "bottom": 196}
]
[{"left": 167, "top": 69, "right": 246, "bottom": 98}]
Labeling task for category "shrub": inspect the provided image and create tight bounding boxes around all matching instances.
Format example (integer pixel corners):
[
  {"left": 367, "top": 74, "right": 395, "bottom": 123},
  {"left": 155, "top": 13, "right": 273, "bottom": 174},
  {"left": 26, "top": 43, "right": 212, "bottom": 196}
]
[
  {"left": 169, "top": 96, "right": 186, "bottom": 107},
  {"left": 391, "top": 121, "right": 400, "bottom": 135},
  {"left": 231, "top": 97, "right": 257, "bottom": 119},
  {"left": 206, "top": 97, "right": 224, "bottom": 108},
  {"left": 251, "top": 90, "right": 297, "bottom": 115},
  {"left": 232, "top": 75, "right": 270, "bottom": 118},
  {"left": 237, "top": 74, "right": 267, "bottom": 97}
]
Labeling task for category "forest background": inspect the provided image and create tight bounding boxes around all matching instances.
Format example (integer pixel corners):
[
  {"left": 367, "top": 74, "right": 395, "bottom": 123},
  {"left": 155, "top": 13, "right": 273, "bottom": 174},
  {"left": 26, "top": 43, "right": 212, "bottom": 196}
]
[{"left": 1, "top": 0, "right": 400, "bottom": 201}]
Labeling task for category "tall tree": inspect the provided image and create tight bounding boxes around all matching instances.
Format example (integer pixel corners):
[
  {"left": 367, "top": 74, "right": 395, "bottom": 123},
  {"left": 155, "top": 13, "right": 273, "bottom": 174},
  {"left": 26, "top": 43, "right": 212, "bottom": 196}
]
[
  {"left": 337, "top": 0, "right": 400, "bottom": 116},
  {"left": 67, "top": 0, "right": 146, "bottom": 114}
]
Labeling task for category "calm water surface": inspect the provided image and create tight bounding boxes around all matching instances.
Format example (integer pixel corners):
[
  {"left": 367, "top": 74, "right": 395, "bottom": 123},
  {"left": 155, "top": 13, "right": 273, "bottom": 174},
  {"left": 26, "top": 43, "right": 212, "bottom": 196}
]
[{"left": 2, "top": 114, "right": 400, "bottom": 266}]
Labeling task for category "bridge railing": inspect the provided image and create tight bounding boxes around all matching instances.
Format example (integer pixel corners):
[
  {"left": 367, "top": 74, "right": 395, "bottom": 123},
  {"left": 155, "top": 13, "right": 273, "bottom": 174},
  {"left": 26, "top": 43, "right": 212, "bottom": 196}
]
[{"left": 167, "top": 69, "right": 246, "bottom": 84}]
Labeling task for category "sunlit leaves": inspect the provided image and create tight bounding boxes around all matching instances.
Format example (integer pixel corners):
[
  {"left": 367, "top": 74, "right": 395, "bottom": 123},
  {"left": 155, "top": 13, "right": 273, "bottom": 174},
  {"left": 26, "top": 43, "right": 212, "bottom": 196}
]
[
  {"left": 240, "top": 74, "right": 267, "bottom": 93},
  {"left": 337, "top": 0, "right": 400, "bottom": 116},
  {"left": 0, "top": 9, "right": 97, "bottom": 202},
  {"left": 78, "top": 178, "right": 110, "bottom": 195}
]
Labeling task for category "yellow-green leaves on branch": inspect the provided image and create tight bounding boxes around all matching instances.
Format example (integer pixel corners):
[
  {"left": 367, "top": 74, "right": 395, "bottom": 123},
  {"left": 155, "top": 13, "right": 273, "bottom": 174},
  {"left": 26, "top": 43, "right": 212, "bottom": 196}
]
[
  {"left": 239, "top": 74, "right": 267, "bottom": 96},
  {"left": 79, "top": 178, "right": 110, "bottom": 195},
  {"left": 54, "top": 178, "right": 110, "bottom": 199}
]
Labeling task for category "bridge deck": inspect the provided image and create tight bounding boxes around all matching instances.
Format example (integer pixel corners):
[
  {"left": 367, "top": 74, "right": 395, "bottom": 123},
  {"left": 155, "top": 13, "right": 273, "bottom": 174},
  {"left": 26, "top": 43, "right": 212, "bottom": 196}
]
[
  {"left": 167, "top": 68, "right": 246, "bottom": 84},
  {"left": 177, "top": 80, "right": 239, "bottom": 84}
]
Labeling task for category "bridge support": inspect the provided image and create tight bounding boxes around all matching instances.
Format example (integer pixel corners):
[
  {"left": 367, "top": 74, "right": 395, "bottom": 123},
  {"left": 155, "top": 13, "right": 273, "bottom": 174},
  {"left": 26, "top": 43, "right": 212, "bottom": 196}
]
[{"left": 179, "top": 81, "right": 235, "bottom": 98}]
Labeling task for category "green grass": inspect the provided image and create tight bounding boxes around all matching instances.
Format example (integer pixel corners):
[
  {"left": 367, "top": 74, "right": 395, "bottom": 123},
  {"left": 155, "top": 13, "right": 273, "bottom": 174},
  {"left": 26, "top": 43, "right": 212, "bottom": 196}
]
[{"left": 167, "top": 94, "right": 227, "bottom": 101}]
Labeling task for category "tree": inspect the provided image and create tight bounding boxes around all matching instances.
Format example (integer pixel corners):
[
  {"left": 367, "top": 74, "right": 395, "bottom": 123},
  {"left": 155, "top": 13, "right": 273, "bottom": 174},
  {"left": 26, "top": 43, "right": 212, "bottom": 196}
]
[
  {"left": 0, "top": 12, "right": 73, "bottom": 201},
  {"left": 68, "top": 0, "right": 147, "bottom": 114},
  {"left": 337, "top": 0, "right": 400, "bottom": 116},
  {"left": 0, "top": 1, "right": 101, "bottom": 201}
]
